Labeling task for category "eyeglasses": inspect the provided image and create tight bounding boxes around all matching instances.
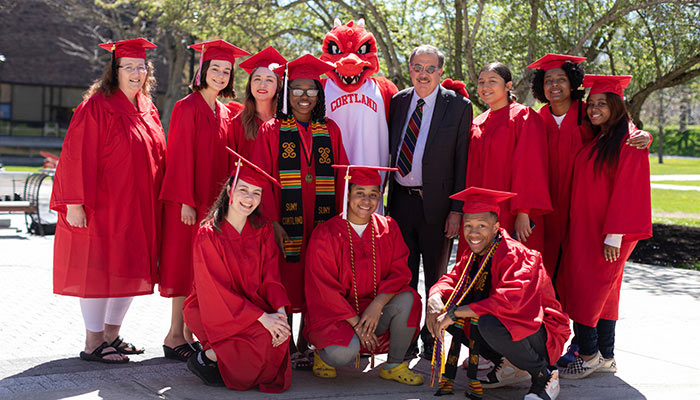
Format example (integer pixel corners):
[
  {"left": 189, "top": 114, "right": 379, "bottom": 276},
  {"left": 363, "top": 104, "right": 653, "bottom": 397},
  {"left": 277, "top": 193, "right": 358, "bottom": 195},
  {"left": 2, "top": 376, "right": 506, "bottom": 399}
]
[
  {"left": 118, "top": 65, "right": 148, "bottom": 74},
  {"left": 289, "top": 88, "right": 319, "bottom": 97},
  {"left": 411, "top": 64, "right": 439, "bottom": 74}
]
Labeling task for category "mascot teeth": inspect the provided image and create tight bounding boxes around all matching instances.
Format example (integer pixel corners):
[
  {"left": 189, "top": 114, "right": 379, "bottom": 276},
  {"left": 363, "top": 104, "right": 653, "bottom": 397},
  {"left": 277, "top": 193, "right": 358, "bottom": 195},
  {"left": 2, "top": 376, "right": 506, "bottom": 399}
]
[{"left": 341, "top": 74, "right": 362, "bottom": 85}]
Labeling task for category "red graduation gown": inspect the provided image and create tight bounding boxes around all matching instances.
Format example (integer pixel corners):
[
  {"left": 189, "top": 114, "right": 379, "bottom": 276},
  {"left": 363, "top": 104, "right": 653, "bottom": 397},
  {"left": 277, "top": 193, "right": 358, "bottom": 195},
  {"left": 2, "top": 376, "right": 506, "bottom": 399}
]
[
  {"left": 183, "top": 219, "right": 291, "bottom": 393},
  {"left": 457, "top": 102, "right": 552, "bottom": 259},
  {"left": 158, "top": 92, "right": 232, "bottom": 297},
  {"left": 228, "top": 112, "right": 262, "bottom": 160},
  {"left": 538, "top": 101, "right": 586, "bottom": 275},
  {"left": 430, "top": 229, "right": 570, "bottom": 365},
  {"left": 252, "top": 118, "right": 349, "bottom": 312},
  {"left": 558, "top": 131, "right": 652, "bottom": 327},
  {"left": 304, "top": 214, "right": 422, "bottom": 353},
  {"left": 50, "top": 90, "right": 166, "bottom": 297}
]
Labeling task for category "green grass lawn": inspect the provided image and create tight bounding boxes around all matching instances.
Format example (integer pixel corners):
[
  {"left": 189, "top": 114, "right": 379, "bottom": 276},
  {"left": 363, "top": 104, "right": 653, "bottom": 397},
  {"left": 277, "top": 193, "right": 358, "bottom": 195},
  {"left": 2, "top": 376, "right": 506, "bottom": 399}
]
[
  {"left": 651, "top": 188, "right": 700, "bottom": 227},
  {"left": 1, "top": 165, "right": 42, "bottom": 172},
  {"left": 649, "top": 156, "right": 700, "bottom": 175},
  {"left": 654, "top": 181, "right": 700, "bottom": 187}
]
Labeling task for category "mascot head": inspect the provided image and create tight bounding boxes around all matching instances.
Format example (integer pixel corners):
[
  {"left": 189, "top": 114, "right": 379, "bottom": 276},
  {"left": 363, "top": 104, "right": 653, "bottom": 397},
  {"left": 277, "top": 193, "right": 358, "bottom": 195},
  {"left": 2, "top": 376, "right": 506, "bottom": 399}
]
[{"left": 321, "top": 18, "right": 380, "bottom": 92}]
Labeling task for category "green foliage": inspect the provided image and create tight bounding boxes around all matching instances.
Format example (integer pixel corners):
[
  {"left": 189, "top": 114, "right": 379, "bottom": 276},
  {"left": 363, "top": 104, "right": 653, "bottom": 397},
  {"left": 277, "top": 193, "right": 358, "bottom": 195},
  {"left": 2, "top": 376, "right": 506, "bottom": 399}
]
[{"left": 647, "top": 125, "right": 700, "bottom": 157}]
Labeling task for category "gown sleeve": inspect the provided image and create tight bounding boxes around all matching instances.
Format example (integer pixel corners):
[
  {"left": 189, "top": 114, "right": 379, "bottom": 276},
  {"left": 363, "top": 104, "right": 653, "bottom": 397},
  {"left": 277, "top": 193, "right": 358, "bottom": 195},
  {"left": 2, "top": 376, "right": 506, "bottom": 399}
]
[
  {"left": 377, "top": 219, "right": 413, "bottom": 295},
  {"left": 50, "top": 96, "right": 105, "bottom": 214},
  {"left": 509, "top": 107, "right": 552, "bottom": 216},
  {"left": 158, "top": 100, "right": 197, "bottom": 208},
  {"left": 602, "top": 138, "right": 652, "bottom": 241},
  {"left": 428, "top": 258, "right": 465, "bottom": 301},
  {"left": 251, "top": 121, "right": 281, "bottom": 223},
  {"left": 192, "top": 227, "right": 265, "bottom": 343},
  {"left": 258, "top": 223, "right": 291, "bottom": 310},
  {"left": 305, "top": 224, "right": 357, "bottom": 323},
  {"left": 469, "top": 246, "right": 541, "bottom": 327}
]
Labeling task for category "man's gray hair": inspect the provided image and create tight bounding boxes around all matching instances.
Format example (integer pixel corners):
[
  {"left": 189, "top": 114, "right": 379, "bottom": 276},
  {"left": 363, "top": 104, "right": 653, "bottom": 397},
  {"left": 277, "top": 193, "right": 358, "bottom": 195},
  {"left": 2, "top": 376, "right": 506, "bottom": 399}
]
[{"left": 409, "top": 45, "right": 445, "bottom": 68}]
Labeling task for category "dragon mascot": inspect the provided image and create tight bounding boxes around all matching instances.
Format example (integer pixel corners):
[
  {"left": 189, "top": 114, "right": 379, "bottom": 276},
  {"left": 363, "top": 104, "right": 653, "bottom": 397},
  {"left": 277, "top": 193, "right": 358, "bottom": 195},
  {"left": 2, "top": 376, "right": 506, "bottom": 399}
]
[
  {"left": 319, "top": 19, "right": 469, "bottom": 173},
  {"left": 320, "top": 18, "right": 398, "bottom": 179}
]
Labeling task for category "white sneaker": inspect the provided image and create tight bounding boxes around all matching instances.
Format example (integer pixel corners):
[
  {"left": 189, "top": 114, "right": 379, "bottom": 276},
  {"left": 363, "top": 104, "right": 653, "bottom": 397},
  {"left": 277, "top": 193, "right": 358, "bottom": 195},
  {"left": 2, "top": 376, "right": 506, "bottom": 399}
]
[
  {"left": 560, "top": 352, "right": 604, "bottom": 379},
  {"left": 596, "top": 357, "right": 617, "bottom": 373},
  {"left": 480, "top": 357, "right": 530, "bottom": 388},
  {"left": 524, "top": 369, "right": 560, "bottom": 400}
]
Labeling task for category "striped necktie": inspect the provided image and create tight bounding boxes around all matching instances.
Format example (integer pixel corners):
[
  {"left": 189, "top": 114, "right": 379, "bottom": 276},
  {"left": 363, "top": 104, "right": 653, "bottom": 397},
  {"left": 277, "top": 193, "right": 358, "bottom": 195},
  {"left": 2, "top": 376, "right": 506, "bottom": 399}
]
[{"left": 397, "top": 98, "right": 425, "bottom": 177}]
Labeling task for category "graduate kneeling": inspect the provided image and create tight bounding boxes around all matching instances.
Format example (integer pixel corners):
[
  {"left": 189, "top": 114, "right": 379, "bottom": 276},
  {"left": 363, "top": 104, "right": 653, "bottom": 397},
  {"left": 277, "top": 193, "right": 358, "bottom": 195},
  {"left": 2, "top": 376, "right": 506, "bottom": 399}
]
[
  {"left": 304, "top": 165, "right": 424, "bottom": 385},
  {"left": 183, "top": 149, "right": 292, "bottom": 393},
  {"left": 427, "top": 188, "right": 570, "bottom": 400}
]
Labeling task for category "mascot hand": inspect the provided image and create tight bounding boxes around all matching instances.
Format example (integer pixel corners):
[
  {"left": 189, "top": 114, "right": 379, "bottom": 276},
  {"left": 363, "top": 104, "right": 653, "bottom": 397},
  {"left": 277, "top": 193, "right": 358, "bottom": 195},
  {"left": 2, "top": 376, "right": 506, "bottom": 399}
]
[{"left": 441, "top": 78, "right": 469, "bottom": 99}]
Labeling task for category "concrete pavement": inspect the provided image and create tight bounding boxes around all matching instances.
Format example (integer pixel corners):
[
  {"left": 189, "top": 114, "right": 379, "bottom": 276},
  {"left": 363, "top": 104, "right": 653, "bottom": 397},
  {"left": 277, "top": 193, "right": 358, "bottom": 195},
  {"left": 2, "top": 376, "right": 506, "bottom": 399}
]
[{"left": 1, "top": 220, "right": 699, "bottom": 399}]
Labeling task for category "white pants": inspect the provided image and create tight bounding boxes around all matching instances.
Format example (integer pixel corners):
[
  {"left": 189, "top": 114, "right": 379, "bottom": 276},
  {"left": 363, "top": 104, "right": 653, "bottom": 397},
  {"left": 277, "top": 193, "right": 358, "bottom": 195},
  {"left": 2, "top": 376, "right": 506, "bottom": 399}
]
[{"left": 79, "top": 297, "right": 134, "bottom": 332}]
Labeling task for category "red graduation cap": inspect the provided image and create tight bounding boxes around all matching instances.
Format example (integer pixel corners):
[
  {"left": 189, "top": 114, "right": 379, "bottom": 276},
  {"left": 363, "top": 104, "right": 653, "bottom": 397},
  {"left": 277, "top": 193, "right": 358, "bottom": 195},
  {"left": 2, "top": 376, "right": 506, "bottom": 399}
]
[
  {"left": 98, "top": 38, "right": 157, "bottom": 59},
  {"left": 527, "top": 53, "right": 586, "bottom": 71},
  {"left": 238, "top": 46, "right": 287, "bottom": 74},
  {"left": 450, "top": 187, "right": 517, "bottom": 216},
  {"left": 583, "top": 74, "right": 632, "bottom": 98},
  {"left": 274, "top": 54, "right": 335, "bottom": 81},
  {"left": 274, "top": 54, "right": 335, "bottom": 114},
  {"left": 190, "top": 40, "right": 250, "bottom": 86},
  {"left": 225, "top": 147, "right": 281, "bottom": 204},
  {"left": 332, "top": 164, "right": 398, "bottom": 219}
]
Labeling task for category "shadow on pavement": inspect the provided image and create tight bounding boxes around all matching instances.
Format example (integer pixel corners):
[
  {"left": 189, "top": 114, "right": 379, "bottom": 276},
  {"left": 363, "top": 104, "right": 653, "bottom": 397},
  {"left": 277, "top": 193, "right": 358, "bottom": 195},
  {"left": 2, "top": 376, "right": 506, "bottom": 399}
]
[{"left": 623, "top": 263, "right": 700, "bottom": 300}]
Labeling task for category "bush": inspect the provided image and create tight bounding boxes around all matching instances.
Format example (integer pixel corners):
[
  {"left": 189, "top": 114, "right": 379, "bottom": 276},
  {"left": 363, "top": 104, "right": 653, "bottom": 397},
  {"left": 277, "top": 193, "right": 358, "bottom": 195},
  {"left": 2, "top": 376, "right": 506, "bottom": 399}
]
[{"left": 646, "top": 125, "right": 700, "bottom": 157}]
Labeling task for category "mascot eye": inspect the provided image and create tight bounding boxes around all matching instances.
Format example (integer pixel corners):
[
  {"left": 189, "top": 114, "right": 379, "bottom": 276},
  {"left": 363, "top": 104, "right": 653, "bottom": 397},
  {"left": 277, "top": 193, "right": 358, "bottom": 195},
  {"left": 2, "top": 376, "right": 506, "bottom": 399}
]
[
  {"left": 327, "top": 41, "right": 341, "bottom": 55},
  {"left": 357, "top": 42, "right": 371, "bottom": 55}
]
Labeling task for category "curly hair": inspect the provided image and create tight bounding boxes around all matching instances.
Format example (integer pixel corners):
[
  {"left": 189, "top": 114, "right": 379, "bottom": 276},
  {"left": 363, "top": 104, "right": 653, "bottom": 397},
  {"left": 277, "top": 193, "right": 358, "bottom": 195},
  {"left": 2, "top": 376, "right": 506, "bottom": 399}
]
[
  {"left": 531, "top": 61, "right": 585, "bottom": 104},
  {"left": 276, "top": 80, "right": 327, "bottom": 123},
  {"left": 84, "top": 58, "right": 156, "bottom": 99}
]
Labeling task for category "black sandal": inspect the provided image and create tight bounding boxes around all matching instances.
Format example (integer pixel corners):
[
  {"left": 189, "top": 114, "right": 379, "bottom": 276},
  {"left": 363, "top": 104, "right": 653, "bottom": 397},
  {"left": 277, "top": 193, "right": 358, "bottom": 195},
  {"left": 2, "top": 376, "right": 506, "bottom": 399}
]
[
  {"left": 163, "top": 343, "right": 196, "bottom": 361},
  {"left": 187, "top": 351, "right": 225, "bottom": 387},
  {"left": 190, "top": 341, "right": 203, "bottom": 352},
  {"left": 290, "top": 351, "right": 313, "bottom": 370},
  {"left": 79, "top": 342, "right": 129, "bottom": 364},
  {"left": 110, "top": 336, "right": 145, "bottom": 355}
]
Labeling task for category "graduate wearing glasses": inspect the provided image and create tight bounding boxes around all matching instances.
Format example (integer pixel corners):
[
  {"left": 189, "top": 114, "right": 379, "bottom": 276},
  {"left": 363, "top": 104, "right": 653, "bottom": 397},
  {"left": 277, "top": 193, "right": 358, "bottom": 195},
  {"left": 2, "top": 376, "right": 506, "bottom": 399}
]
[{"left": 252, "top": 54, "right": 349, "bottom": 369}]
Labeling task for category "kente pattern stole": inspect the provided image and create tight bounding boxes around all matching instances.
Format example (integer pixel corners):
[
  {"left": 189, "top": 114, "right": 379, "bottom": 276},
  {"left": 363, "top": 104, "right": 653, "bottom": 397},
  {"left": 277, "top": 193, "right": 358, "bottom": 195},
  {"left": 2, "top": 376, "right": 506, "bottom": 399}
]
[
  {"left": 278, "top": 117, "right": 335, "bottom": 262},
  {"left": 431, "top": 233, "right": 501, "bottom": 398}
]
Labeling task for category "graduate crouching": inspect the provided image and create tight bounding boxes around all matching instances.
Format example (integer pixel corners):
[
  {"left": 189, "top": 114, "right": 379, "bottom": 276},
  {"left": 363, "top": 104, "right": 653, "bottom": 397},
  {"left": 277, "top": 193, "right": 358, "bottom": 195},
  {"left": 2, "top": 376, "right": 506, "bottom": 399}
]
[
  {"left": 304, "top": 165, "right": 424, "bottom": 385},
  {"left": 427, "top": 187, "right": 570, "bottom": 400},
  {"left": 183, "top": 149, "right": 292, "bottom": 393}
]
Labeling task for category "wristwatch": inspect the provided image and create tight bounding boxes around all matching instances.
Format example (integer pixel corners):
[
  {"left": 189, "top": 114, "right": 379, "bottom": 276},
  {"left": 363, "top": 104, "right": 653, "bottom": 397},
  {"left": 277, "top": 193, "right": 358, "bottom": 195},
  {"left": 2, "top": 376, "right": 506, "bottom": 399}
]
[{"left": 446, "top": 306, "right": 458, "bottom": 322}]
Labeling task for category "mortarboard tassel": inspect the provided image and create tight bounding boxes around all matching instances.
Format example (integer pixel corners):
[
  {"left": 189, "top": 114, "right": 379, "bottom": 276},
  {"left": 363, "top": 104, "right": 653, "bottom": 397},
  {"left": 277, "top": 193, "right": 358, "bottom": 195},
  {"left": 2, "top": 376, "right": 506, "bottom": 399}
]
[
  {"left": 281, "top": 63, "right": 289, "bottom": 115},
  {"left": 342, "top": 166, "right": 351, "bottom": 220},
  {"left": 111, "top": 44, "right": 117, "bottom": 84},
  {"left": 229, "top": 159, "right": 242, "bottom": 205},
  {"left": 195, "top": 44, "right": 205, "bottom": 87}
]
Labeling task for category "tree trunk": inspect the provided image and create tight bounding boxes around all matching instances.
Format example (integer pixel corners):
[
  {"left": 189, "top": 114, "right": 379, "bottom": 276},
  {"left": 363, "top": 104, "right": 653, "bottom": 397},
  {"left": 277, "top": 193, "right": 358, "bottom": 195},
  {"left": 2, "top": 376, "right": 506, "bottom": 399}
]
[
  {"left": 160, "top": 32, "right": 188, "bottom": 134},
  {"left": 657, "top": 91, "right": 664, "bottom": 164}
]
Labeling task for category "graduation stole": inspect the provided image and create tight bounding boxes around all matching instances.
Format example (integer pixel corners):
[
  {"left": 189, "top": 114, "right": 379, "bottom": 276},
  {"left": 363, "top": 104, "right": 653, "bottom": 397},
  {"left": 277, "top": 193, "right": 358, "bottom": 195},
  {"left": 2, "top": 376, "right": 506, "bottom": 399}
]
[
  {"left": 278, "top": 116, "right": 335, "bottom": 262},
  {"left": 431, "top": 233, "right": 501, "bottom": 398}
]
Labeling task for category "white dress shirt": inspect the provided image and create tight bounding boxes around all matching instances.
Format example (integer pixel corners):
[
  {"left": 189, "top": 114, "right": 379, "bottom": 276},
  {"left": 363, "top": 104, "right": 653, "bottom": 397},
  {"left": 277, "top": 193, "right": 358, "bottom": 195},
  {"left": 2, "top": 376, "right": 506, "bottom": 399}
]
[{"left": 394, "top": 84, "right": 440, "bottom": 187}]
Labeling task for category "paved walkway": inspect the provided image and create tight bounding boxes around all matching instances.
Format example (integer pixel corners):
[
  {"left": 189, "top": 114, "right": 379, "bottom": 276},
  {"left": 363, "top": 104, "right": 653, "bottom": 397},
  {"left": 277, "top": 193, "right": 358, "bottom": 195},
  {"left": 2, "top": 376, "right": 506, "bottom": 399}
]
[
  {"left": 1, "top": 223, "right": 699, "bottom": 399},
  {"left": 649, "top": 174, "right": 700, "bottom": 181},
  {"left": 650, "top": 183, "right": 700, "bottom": 191}
]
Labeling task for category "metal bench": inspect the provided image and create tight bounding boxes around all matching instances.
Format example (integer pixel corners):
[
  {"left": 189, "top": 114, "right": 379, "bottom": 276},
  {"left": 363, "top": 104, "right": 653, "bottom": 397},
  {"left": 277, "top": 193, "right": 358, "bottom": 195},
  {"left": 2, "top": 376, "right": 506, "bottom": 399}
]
[{"left": 0, "top": 171, "right": 54, "bottom": 235}]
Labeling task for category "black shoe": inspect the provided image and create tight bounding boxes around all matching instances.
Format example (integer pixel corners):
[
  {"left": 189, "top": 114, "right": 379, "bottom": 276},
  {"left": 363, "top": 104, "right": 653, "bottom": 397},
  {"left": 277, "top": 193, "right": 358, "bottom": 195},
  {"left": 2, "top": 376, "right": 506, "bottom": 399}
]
[
  {"left": 187, "top": 351, "right": 225, "bottom": 387},
  {"left": 420, "top": 340, "right": 434, "bottom": 361},
  {"left": 404, "top": 341, "right": 419, "bottom": 360},
  {"left": 524, "top": 368, "right": 560, "bottom": 400}
]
